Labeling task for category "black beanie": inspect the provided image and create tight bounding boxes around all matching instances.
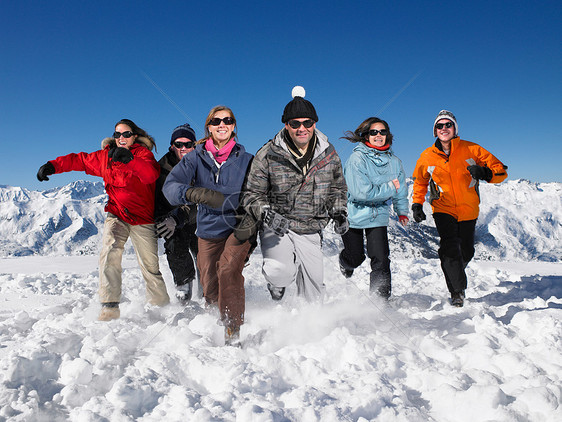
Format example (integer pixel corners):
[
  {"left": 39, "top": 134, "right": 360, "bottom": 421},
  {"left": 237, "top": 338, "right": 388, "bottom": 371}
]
[
  {"left": 281, "top": 86, "right": 318, "bottom": 123},
  {"left": 170, "top": 123, "right": 196, "bottom": 145}
]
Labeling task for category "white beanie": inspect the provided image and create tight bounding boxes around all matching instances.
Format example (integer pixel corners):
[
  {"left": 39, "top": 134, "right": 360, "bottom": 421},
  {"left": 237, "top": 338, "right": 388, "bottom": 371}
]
[{"left": 433, "top": 110, "right": 458, "bottom": 137}]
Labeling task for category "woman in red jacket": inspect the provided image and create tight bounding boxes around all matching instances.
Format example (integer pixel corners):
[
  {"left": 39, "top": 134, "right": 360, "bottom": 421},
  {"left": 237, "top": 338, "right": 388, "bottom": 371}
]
[{"left": 36, "top": 119, "right": 170, "bottom": 320}]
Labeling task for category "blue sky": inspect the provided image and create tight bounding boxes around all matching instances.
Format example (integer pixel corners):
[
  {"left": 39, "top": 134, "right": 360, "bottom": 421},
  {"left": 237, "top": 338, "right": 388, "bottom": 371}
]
[{"left": 1, "top": 0, "right": 560, "bottom": 190}]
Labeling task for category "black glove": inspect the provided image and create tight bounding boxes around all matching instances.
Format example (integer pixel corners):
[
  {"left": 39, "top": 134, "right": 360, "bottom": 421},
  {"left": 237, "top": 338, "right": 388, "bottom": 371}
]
[
  {"left": 412, "top": 203, "right": 426, "bottom": 223},
  {"left": 262, "top": 206, "right": 290, "bottom": 237},
  {"left": 37, "top": 162, "right": 55, "bottom": 182},
  {"left": 333, "top": 212, "right": 349, "bottom": 235},
  {"left": 467, "top": 165, "right": 492, "bottom": 182},
  {"left": 155, "top": 215, "right": 177, "bottom": 240},
  {"left": 108, "top": 147, "right": 134, "bottom": 164},
  {"left": 233, "top": 212, "right": 258, "bottom": 243},
  {"left": 185, "top": 187, "right": 225, "bottom": 209}
]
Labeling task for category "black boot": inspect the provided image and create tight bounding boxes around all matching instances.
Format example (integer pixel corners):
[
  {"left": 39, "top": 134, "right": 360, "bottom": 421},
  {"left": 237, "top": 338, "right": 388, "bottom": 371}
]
[
  {"left": 267, "top": 283, "right": 285, "bottom": 301},
  {"left": 175, "top": 280, "right": 193, "bottom": 305},
  {"left": 451, "top": 290, "right": 465, "bottom": 307},
  {"left": 339, "top": 253, "right": 354, "bottom": 278},
  {"left": 370, "top": 272, "right": 391, "bottom": 299}
]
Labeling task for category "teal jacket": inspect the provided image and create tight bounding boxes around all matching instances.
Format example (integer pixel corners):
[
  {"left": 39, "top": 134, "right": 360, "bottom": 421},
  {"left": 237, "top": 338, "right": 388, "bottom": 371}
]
[{"left": 345, "top": 142, "right": 409, "bottom": 228}]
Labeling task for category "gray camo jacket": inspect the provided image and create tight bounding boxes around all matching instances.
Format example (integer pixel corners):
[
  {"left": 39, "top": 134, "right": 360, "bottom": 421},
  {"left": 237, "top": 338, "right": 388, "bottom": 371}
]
[{"left": 241, "top": 128, "right": 347, "bottom": 234}]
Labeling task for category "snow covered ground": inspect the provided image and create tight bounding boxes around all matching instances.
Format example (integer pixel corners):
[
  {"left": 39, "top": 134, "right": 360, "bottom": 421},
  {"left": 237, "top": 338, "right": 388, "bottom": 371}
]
[{"left": 0, "top": 181, "right": 561, "bottom": 421}]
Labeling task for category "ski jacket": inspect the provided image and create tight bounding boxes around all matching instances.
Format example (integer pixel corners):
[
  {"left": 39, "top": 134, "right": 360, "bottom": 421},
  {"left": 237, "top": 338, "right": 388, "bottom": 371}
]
[
  {"left": 154, "top": 150, "right": 196, "bottom": 228},
  {"left": 241, "top": 129, "right": 347, "bottom": 234},
  {"left": 162, "top": 141, "right": 253, "bottom": 239},
  {"left": 412, "top": 137, "right": 508, "bottom": 221},
  {"left": 48, "top": 137, "right": 160, "bottom": 225},
  {"left": 345, "top": 142, "right": 409, "bottom": 228}
]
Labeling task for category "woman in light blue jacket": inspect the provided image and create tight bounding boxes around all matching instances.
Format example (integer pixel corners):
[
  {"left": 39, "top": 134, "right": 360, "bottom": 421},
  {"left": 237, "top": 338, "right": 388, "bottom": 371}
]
[{"left": 338, "top": 117, "right": 409, "bottom": 298}]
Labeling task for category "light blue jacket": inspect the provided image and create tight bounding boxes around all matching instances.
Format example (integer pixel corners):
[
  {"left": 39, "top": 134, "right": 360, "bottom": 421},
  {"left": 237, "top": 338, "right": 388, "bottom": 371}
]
[{"left": 344, "top": 142, "right": 409, "bottom": 228}]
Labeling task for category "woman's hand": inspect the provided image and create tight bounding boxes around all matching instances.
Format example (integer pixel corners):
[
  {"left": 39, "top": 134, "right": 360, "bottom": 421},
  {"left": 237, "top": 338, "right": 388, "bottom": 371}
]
[{"left": 108, "top": 147, "right": 134, "bottom": 164}]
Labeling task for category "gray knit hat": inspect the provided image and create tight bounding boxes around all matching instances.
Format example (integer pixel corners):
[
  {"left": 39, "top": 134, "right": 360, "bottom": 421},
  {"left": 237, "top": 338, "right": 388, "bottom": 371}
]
[{"left": 433, "top": 110, "right": 458, "bottom": 137}]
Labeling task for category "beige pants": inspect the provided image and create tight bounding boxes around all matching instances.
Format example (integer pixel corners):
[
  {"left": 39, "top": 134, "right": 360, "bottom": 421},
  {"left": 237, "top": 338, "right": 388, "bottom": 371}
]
[{"left": 99, "top": 213, "right": 170, "bottom": 305}]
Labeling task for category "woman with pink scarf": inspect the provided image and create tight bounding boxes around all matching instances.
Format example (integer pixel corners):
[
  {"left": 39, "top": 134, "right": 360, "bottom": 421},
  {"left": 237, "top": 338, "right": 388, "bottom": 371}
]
[{"left": 163, "top": 106, "right": 254, "bottom": 346}]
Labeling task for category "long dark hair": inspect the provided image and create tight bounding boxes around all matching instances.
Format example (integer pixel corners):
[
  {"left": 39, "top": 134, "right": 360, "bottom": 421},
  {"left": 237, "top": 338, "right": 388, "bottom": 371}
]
[
  {"left": 341, "top": 117, "right": 393, "bottom": 146},
  {"left": 115, "top": 118, "right": 157, "bottom": 151}
]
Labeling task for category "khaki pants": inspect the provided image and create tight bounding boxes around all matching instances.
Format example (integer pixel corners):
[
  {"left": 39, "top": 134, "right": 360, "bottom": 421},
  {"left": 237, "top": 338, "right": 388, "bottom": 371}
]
[
  {"left": 99, "top": 213, "right": 170, "bottom": 305},
  {"left": 197, "top": 234, "right": 251, "bottom": 328}
]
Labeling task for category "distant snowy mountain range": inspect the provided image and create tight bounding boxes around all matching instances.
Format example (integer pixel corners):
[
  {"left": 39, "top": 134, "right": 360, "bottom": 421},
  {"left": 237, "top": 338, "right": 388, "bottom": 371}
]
[{"left": 0, "top": 179, "right": 560, "bottom": 261}]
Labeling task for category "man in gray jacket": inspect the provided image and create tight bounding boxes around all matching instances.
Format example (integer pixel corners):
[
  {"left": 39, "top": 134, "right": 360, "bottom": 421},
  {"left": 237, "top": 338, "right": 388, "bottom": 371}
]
[{"left": 241, "top": 86, "right": 348, "bottom": 302}]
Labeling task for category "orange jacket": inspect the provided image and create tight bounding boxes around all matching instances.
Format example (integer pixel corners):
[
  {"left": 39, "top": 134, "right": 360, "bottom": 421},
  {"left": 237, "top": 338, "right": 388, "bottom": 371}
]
[{"left": 412, "top": 137, "right": 507, "bottom": 221}]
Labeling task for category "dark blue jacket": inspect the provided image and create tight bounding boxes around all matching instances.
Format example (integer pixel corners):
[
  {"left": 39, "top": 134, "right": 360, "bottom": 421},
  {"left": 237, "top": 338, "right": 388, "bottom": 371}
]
[{"left": 163, "top": 142, "right": 253, "bottom": 239}]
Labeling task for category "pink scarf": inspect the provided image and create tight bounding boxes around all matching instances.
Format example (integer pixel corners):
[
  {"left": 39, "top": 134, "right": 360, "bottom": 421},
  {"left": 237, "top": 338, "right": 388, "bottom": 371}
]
[{"left": 205, "top": 138, "right": 236, "bottom": 164}]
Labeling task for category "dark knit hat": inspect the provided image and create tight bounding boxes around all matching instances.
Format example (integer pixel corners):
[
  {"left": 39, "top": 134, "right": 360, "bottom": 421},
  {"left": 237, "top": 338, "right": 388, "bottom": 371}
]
[
  {"left": 281, "top": 86, "right": 318, "bottom": 123},
  {"left": 170, "top": 123, "right": 196, "bottom": 145},
  {"left": 433, "top": 110, "right": 458, "bottom": 137}
]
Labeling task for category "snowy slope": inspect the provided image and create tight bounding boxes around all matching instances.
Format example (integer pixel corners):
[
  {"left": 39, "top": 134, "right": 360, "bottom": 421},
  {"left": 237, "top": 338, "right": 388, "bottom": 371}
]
[
  {"left": 0, "top": 181, "right": 107, "bottom": 257},
  {"left": 0, "top": 180, "right": 561, "bottom": 421}
]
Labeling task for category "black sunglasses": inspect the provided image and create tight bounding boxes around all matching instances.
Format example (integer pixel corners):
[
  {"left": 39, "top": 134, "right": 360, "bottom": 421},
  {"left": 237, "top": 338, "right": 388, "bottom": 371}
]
[
  {"left": 113, "top": 131, "right": 134, "bottom": 139},
  {"left": 435, "top": 122, "right": 454, "bottom": 129},
  {"left": 287, "top": 119, "right": 315, "bottom": 129},
  {"left": 173, "top": 141, "right": 195, "bottom": 149},
  {"left": 368, "top": 129, "right": 388, "bottom": 136},
  {"left": 209, "top": 117, "right": 235, "bottom": 126}
]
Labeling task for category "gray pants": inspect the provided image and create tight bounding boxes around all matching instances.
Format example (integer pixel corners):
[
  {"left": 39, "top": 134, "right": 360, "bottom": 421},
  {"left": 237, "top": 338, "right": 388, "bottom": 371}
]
[
  {"left": 99, "top": 213, "right": 170, "bottom": 305},
  {"left": 260, "top": 228, "right": 324, "bottom": 302}
]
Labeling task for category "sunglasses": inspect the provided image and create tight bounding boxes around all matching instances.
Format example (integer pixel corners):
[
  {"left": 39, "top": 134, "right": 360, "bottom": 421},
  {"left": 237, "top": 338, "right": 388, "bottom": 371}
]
[
  {"left": 113, "top": 131, "right": 134, "bottom": 139},
  {"left": 173, "top": 141, "right": 195, "bottom": 149},
  {"left": 435, "top": 122, "right": 454, "bottom": 129},
  {"left": 209, "top": 117, "right": 235, "bottom": 126},
  {"left": 287, "top": 119, "right": 315, "bottom": 129},
  {"left": 368, "top": 129, "right": 388, "bottom": 136}
]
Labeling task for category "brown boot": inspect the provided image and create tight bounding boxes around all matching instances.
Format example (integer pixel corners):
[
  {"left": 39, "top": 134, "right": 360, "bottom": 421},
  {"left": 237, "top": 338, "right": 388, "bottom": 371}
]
[
  {"left": 225, "top": 325, "right": 241, "bottom": 347},
  {"left": 98, "top": 304, "right": 120, "bottom": 321}
]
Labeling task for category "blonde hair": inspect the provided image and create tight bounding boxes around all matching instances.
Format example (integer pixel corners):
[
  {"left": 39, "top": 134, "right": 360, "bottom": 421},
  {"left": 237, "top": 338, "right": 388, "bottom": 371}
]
[{"left": 198, "top": 105, "right": 237, "bottom": 144}]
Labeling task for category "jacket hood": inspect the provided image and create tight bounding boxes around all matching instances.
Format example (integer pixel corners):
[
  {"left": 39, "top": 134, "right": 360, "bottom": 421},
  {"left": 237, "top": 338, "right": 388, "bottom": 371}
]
[{"left": 101, "top": 135, "right": 155, "bottom": 151}]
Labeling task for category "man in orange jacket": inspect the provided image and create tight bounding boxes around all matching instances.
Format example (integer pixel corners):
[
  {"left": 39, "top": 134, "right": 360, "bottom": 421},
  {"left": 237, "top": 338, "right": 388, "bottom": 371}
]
[{"left": 411, "top": 110, "right": 508, "bottom": 307}]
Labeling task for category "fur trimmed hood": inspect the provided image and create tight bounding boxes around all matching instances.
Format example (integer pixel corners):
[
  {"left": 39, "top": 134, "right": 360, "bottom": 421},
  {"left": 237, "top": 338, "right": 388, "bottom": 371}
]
[{"left": 101, "top": 135, "right": 155, "bottom": 151}]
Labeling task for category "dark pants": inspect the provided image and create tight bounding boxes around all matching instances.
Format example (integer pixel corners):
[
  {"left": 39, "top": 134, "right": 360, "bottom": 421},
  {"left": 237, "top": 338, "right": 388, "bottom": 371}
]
[
  {"left": 164, "top": 224, "right": 198, "bottom": 287},
  {"left": 197, "top": 235, "right": 252, "bottom": 328},
  {"left": 340, "top": 227, "right": 391, "bottom": 297},
  {"left": 433, "top": 213, "right": 476, "bottom": 294}
]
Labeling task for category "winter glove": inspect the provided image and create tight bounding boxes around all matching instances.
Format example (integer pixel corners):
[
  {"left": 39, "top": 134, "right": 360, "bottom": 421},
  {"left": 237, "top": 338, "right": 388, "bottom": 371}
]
[
  {"left": 108, "top": 147, "right": 134, "bottom": 164},
  {"left": 398, "top": 215, "right": 409, "bottom": 227},
  {"left": 233, "top": 212, "right": 258, "bottom": 243},
  {"left": 156, "top": 215, "right": 177, "bottom": 240},
  {"left": 36, "top": 162, "right": 55, "bottom": 182},
  {"left": 185, "top": 187, "right": 225, "bottom": 209},
  {"left": 411, "top": 203, "right": 426, "bottom": 223},
  {"left": 333, "top": 212, "right": 349, "bottom": 235},
  {"left": 467, "top": 165, "right": 493, "bottom": 182},
  {"left": 262, "top": 206, "right": 290, "bottom": 237}
]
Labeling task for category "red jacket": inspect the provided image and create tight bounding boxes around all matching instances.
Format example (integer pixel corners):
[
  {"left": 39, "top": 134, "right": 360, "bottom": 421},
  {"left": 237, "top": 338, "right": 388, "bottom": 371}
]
[
  {"left": 412, "top": 137, "right": 507, "bottom": 221},
  {"left": 50, "top": 138, "right": 160, "bottom": 225}
]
